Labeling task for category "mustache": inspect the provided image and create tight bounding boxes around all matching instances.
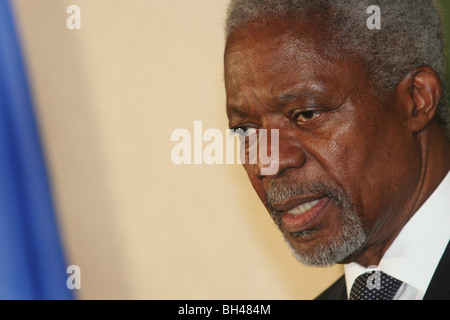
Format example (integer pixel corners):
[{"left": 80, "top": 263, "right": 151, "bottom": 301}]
[{"left": 265, "top": 179, "right": 353, "bottom": 214}]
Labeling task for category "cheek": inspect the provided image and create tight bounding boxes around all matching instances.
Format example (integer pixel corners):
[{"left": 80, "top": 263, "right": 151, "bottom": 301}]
[{"left": 319, "top": 111, "right": 420, "bottom": 225}]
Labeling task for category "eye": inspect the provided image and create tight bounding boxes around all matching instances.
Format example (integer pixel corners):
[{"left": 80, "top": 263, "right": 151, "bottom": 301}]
[
  {"left": 233, "top": 126, "right": 258, "bottom": 138},
  {"left": 295, "top": 110, "right": 324, "bottom": 123}
]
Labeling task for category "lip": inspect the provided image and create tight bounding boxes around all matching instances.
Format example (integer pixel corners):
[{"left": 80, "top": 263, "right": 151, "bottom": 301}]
[
  {"left": 281, "top": 197, "right": 330, "bottom": 233},
  {"left": 271, "top": 196, "right": 324, "bottom": 212}
]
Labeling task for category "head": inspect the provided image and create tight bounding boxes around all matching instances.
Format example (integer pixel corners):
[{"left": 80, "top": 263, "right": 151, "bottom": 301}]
[{"left": 224, "top": 0, "right": 450, "bottom": 267}]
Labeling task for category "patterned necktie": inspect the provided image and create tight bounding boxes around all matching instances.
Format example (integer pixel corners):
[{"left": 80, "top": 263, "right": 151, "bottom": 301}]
[{"left": 349, "top": 270, "right": 403, "bottom": 300}]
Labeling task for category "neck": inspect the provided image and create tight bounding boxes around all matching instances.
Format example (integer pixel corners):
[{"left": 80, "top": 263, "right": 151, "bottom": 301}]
[
  {"left": 410, "top": 123, "right": 450, "bottom": 217},
  {"left": 350, "top": 122, "right": 450, "bottom": 268}
]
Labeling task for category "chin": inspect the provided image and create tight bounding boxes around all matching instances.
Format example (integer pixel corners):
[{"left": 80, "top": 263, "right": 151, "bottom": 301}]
[{"left": 282, "top": 222, "right": 367, "bottom": 267}]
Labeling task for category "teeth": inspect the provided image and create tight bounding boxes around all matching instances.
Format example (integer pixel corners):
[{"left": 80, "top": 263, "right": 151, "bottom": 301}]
[{"left": 288, "top": 200, "right": 319, "bottom": 216}]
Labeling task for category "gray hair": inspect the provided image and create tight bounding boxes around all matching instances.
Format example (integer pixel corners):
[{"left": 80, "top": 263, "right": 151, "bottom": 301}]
[{"left": 225, "top": 0, "right": 449, "bottom": 136}]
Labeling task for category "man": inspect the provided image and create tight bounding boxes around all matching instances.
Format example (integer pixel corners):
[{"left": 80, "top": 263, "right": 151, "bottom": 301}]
[{"left": 224, "top": 0, "right": 450, "bottom": 300}]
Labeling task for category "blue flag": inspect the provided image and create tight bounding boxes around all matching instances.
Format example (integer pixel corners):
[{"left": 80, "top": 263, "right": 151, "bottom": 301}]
[{"left": 0, "top": 0, "right": 73, "bottom": 299}]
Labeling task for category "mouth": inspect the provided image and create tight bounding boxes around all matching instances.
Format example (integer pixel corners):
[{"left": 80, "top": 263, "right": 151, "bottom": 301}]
[
  {"left": 272, "top": 197, "right": 330, "bottom": 236},
  {"left": 287, "top": 199, "right": 321, "bottom": 215}
]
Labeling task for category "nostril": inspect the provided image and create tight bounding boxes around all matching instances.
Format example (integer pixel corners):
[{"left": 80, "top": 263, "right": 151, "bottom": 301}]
[{"left": 278, "top": 166, "right": 297, "bottom": 177}]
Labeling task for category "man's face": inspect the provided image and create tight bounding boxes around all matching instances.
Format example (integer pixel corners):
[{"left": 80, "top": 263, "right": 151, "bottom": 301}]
[{"left": 224, "top": 20, "right": 421, "bottom": 266}]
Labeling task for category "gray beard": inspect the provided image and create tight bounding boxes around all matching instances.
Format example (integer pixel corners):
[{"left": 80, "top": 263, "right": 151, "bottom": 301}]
[
  {"left": 265, "top": 180, "right": 367, "bottom": 267},
  {"left": 283, "top": 208, "right": 366, "bottom": 267}
]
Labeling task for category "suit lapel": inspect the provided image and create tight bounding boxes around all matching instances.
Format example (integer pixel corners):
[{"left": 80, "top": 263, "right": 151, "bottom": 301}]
[
  {"left": 315, "top": 275, "right": 347, "bottom": 300},
  {"left": 315, "top": 241, "right": 450, "bottom": 300},
  {"left": 424, "top": 241, "right": 450, "bottom": 300}
]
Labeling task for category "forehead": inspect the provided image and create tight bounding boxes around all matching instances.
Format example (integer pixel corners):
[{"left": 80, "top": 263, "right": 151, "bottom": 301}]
[
  {"left": 225, "top": 19, "right": 325, "bottom": 76},
  {"left": 226, "top": 29, "right": 319, "bottom": 85},
  {"left": 224, "top": 19, "right": 364, "bottom": 111}
]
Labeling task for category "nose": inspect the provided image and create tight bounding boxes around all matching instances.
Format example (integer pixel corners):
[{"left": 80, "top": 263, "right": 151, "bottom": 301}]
[{"left": 251, "top": 129, "right": 307, "bottom": 178}]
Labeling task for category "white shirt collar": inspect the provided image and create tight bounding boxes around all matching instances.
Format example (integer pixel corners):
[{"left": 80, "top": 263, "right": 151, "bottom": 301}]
[{"left": 345, "top": 171, "right": 450, "bottom": 298}]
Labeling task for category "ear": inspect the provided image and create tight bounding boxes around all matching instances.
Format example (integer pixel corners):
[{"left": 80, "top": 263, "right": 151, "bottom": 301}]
[{"left": 403, "top": 66, "right": 442, "bottom": 133}]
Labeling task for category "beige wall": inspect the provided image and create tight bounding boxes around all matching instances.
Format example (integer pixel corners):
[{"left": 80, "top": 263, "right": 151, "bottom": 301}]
[{"left": 12, "top": 0, "right": 343, "bottom": 299}]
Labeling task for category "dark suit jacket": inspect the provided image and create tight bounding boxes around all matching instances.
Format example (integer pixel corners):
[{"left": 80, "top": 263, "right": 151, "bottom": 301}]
[{"left": 315, "top": 241, "right": 450, "bottom": 300}]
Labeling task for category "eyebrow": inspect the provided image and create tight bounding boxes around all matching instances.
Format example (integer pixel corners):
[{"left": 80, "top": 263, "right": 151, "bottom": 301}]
[
  {"left": 230, "top": 107, "right": 246, "bottom": 116},
  {"left": 227, "top": 86, "right": 324, "bottom": 119},
  {"left": 276, "top": 91, "right": 319, "bottom": 104}
]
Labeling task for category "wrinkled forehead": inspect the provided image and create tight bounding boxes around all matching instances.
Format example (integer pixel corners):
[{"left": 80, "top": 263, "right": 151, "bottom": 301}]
[
  {"left": 223, "top": 18, "right": 374, "bottom": 117},
  {"left": 224, "top": 18, "right": 350, "bottom": 96},
  {"left": 225, "top": 17, "right": 328, "bottom": 61},
  {"left": 224, "top": 19, "right": 328, "bottom": 85}
]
